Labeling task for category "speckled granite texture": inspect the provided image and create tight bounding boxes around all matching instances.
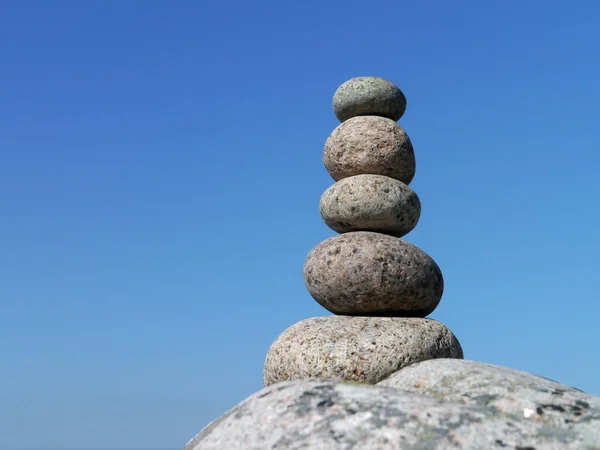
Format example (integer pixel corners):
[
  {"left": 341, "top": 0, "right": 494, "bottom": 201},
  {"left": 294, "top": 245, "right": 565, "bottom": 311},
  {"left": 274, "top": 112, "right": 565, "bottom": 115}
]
[
  {"left": 378, "top": 358, "right": 600, "bottom": 441},
  {"left": 263, "top": 316, "right": 463, "bottom": 386},
  {"left": 332, "top": 76, "right": 407, "bottom": 122},
  {"left": 303, "top": 231, "right": 443, "bottom": 317},
  {"left": 323, "top": 116, "right": 415, "bottom": 184},
  {"left": 319, "top": 174, "right": 420, "bottom": 237},
  {"left": 183, "top": 378, "right": 600, "bottom": 450}
]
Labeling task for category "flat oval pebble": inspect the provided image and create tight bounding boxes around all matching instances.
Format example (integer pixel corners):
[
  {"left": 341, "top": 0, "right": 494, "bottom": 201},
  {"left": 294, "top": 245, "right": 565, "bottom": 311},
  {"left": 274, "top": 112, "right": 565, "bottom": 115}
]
[
  {"left": 323, "top": 116, "right": 415, "bottom": 184},
  {"left": 333, "top": 76, "right": 407, "bottom": 122},
  {"left": 320, "top": 174, "right": 421, "bottom": 237},
  {"left": 303, "top": 231, "right": 443, "bottom": 316},
  {"left": 263, "top": 316, "right": 463, "bottom": 386}
]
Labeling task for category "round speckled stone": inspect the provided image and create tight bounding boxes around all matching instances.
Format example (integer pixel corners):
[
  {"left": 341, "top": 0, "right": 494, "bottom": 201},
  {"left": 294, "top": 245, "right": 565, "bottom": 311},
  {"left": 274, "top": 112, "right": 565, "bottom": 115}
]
[
  {"left": 303, "top": 232, "right": 443, "bottom": 316},
  {"left": 320, "top": 174, "right": 421, "bottom": 237},
  {"left": 333, "top": 77, "right": 407, "bottom": 122},
  {"left": 263, "top": 316, "right": 463, "bottom": 386},
  {"left": 323, "top": 116, "right": 415, "bottom": 184}
]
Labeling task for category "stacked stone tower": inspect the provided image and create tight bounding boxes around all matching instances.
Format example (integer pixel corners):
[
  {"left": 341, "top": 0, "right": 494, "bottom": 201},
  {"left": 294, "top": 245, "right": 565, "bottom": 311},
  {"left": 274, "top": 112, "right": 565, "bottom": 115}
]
[{"left": 264, "top": 77, "right": 463, "bottom": 386}]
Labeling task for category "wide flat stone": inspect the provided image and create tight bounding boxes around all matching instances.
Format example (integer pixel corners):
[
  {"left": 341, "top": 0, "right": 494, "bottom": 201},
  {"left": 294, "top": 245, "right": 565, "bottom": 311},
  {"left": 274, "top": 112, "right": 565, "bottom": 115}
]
[
  {"left": 184, "top": 378, "right": 600, "bottom": 450},
  {"left": 303, "top": 232, "right": 443, "bottom": 316},
  {"left": 377, "top": 358, "right": 600, "bottom": 442},
  {"left": 323, "top": 116, "right": 415, "bottom": 184},
  {"left": 332, "top": 76, "right": 407, "bottom": 122},
  {"left": 263, "top": 316, "right": 463, "bottom": 387},
  {"left": 320, "top": 174, "right": 420, "bottom": 237}
]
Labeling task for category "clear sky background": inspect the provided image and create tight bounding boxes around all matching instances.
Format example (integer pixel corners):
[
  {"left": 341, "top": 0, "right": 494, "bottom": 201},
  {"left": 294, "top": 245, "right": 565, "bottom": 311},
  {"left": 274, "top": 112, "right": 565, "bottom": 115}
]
[{"left": 1, "top": 1, "right": 599, "bottom": 449}]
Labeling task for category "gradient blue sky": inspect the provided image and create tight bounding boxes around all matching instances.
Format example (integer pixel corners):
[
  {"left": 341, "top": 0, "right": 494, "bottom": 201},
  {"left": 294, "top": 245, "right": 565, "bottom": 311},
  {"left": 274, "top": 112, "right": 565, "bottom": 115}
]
[{"left": 1, "top": 1, "right": 600, "bottom": 449}]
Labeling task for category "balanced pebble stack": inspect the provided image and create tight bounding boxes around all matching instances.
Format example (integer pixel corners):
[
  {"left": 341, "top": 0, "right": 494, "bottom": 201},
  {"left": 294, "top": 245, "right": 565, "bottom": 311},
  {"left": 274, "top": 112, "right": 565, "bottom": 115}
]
[{"left": 263, "top": 77, "right": 463, "bottom": 386}]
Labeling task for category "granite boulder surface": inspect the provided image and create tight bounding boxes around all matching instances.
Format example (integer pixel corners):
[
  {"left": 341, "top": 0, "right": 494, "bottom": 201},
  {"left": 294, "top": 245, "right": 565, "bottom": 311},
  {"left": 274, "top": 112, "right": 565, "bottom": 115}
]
[
  {"left": 184, "top": 377, "right": 600, "bottom": 450},
  {"left": 377, "top": 358, "right": 600, "bottom": 443}
]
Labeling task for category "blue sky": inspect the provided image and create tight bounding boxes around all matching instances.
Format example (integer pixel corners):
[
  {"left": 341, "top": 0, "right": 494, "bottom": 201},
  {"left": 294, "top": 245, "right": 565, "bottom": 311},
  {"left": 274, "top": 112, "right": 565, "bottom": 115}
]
[{"left": 1, "top": 1, "right": 599, "bottom": 449}]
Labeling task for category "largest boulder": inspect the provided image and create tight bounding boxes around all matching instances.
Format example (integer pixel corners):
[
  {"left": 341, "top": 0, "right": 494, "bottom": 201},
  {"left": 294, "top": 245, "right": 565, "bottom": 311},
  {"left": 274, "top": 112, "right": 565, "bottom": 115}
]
[
  {"left": 377, "top": 358, "right": 600, "bottom": 443},
  {"left": 183, "top": 378, "right": 600, "bottom": 449}
]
